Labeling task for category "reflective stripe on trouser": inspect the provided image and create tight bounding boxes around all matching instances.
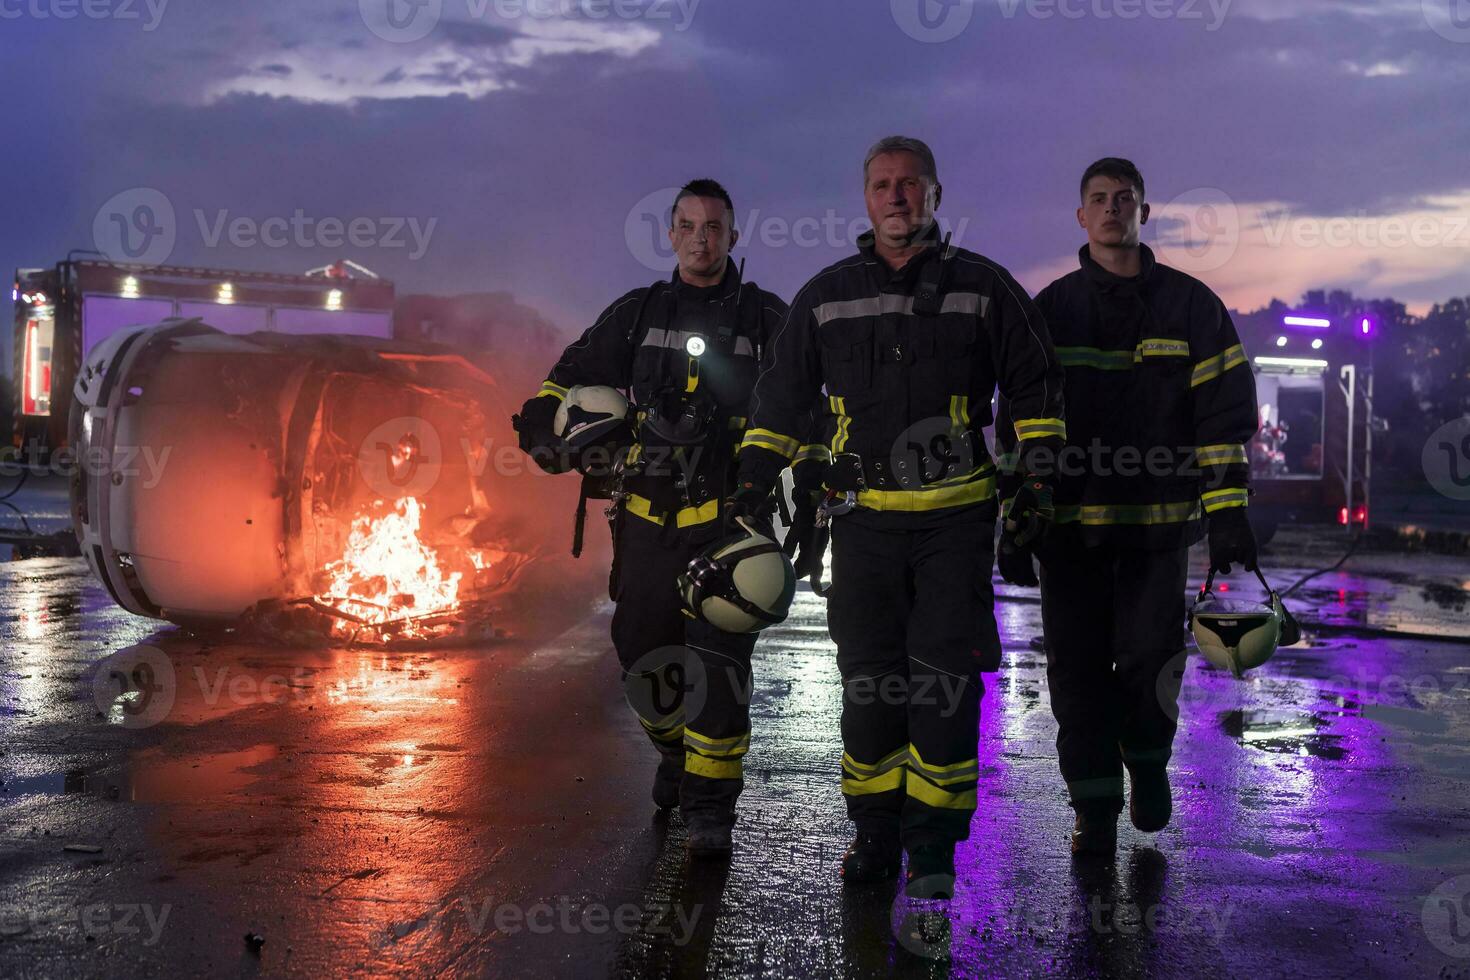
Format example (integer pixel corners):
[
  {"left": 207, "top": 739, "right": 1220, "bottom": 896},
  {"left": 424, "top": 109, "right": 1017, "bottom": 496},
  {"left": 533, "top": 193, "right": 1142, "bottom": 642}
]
[
  {"left": 1037, "top": 542, "right": 1189, "bottom": 807},
  {"left": 611, "top": 514, "right": 756, "bottom": 818},
  {"left": 828, "top": 516, "right": 996, "bottom": 847}
]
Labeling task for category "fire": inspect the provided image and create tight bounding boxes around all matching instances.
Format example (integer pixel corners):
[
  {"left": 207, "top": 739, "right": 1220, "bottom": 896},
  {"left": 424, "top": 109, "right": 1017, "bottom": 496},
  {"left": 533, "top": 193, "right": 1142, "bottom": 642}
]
[{"left": 314, "top": 497, "right": 462, "bottom": 633}]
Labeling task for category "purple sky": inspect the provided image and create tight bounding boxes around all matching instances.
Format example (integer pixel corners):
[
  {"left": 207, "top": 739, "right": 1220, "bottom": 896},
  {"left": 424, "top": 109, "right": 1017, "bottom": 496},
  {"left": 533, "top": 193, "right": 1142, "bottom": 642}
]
[{"left": 5, "top": 0, "right": 1468, "bottom": 344}]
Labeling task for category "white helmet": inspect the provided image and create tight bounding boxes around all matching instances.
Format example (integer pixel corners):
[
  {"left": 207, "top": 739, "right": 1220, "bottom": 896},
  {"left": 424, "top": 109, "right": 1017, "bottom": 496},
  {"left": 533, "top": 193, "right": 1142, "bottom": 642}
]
[
  {"left": 554, "top": 385, "right": 632, "bottom": 474},
  {"left": 678, "top": 519, "right": 797, "bottom": 634},
  {"left": 1189, "top": 568, "right": 1301, "bottom": 679}
]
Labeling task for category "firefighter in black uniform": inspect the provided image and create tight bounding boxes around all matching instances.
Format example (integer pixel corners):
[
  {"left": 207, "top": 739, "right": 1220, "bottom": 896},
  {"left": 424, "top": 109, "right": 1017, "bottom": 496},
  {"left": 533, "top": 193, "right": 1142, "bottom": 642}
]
[
  {"left": 996, "top": 157, "right": 1259, "bottom": 856},
  {"left": 515, "top": 180, "right": 825, "bottom": 856},
  {"left": 732, "top": 138, "right": 1065, "bottom": 897}
]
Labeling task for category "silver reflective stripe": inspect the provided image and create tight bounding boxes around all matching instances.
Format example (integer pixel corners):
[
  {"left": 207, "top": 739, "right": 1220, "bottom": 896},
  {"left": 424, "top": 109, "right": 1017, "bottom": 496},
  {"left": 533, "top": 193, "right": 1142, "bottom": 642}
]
[
  {"left": 641, "top": 327, "right": 754, "bottom": 358},
  {"left": 813, "top": 291, "right": 986, "bottom": 325}
]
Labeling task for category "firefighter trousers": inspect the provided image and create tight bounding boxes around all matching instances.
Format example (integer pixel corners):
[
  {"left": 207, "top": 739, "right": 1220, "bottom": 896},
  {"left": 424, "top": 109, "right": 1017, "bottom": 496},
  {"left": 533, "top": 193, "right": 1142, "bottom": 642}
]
[
  {"left": 827, "top": 516, "right": 997, "bottom": 848},
  {"left": 610, "top": 512, "right": 756, "bottom": 824},
  {"left": 1038, "top": 543, "right": 1189, "bottom": 809}
]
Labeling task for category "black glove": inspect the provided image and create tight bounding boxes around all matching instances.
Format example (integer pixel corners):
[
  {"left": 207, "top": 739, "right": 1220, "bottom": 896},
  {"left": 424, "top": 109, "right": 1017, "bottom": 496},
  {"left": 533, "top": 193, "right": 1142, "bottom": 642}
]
[
  {"left": 1207, "top": 506, "right": 1258, "bottom": 574},
  {"left": 783, "top": 489, "right": 823, "bottom": 579},
  {"left": 725, "top": 479, "right": 775, "bottom": 534},
  {"left": 996, "top": 478, "right": 1054, "bottom": 587},
  {"left": 511, "top": 395, "right": 568, "bottom": 474}
]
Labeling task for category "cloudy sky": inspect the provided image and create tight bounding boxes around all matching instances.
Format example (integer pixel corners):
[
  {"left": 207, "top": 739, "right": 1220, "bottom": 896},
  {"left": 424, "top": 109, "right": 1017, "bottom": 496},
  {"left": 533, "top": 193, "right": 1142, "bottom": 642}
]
[{"left": 4, "top": 0, "right": 1468, "bottom": 345}]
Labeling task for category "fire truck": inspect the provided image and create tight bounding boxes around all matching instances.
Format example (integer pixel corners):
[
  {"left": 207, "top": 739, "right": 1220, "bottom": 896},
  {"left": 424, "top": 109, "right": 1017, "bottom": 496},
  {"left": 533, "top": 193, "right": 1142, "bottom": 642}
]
[
  {"left": 13, "top": 255, "right": 395, "bottom": 450},
  {"left": 1233, "top": 309, "right": 1381, "bottom": 543}
]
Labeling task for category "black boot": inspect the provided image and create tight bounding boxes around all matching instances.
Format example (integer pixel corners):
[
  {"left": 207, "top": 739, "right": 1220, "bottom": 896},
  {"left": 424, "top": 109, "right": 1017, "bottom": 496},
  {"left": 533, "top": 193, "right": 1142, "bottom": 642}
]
[
  {"left": 652, "top": 752, "right": 683, "bottom": 810},
  {"left": 685, "top": 810, "right": 733, "bottom": 858},
  {"left": 1127, "top": 764, "right": 1172, "bottom": 833},
  {"left": 841, "top": 830, "right": 901, "bottom": 883},
  {"left": 1070, "top": 800, "right": 1121, "bottom": 857},
  {"left": 904, "top": 843, "right": 956, "bottom": 900}
]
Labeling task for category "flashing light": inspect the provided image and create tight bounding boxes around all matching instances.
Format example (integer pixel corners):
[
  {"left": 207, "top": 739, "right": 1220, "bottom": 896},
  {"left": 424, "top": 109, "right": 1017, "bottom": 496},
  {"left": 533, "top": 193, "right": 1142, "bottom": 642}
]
[
  {"left": 217, "top": 282, "right": 235, "bottom": 305},
  {"left": 685, "top": 335, "right": 707, "bottom": 357},
  {"left": 1283, "top": 315, "right": 1332, "bottom": 329},
  {"left": 1254, "top": 356, "right": 1330, "bottom": 371},
  {"left": 1358, "top": 316, "right": 1377, "bottom": 339},
  {"left": 1354, "top": 506, "right": 1367, "bottom": 524},
  {"left": 326, "top": 289, "right": 343, "bottom": 311},
  {"left": 1338, "top": 506, "right": 1349, "bottom": 526},
  {"left": 1311, "top": 338, "right": 1324, "bottom": 350},
  {"left": 122, "top": 276, "right": 140, "bottom": 299},
  {"left": 1275, "top": 336, "right": 1288, "bottom": 348}
]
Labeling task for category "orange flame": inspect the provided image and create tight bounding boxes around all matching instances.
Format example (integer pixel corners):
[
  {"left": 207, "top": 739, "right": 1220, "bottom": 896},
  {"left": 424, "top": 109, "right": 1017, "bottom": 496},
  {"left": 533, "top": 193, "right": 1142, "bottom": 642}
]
[{"left": 314, "top": 497, "right": 461, "bottom": 633}]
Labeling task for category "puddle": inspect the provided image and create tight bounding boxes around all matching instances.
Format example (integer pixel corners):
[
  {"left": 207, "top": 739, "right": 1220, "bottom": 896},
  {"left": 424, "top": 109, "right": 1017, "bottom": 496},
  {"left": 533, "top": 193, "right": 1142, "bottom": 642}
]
[
  {"left": 1220, "top": 709, "right": 1347, "bottom": 760},
  {"left": 1, "top": 744, "right": 278, "bottom": 804}
]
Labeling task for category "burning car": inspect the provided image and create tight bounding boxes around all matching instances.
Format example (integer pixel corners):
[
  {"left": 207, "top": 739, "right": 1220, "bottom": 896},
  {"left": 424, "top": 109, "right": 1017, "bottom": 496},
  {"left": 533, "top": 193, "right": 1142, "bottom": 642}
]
[{"left": 71, "top": 319, "right": 530, "bottom": 645}]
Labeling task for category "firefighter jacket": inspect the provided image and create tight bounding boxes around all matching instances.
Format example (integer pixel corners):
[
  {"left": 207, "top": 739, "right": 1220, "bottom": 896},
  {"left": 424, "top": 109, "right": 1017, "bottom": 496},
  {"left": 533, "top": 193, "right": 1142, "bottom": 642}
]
[
  {"left": 997, "top": 244, "right": 1258, "bottom": 550},
  {"left": 532, "top": 265, "right": 825, "bottom": 531},
  {"left": 738, "top": 224, "right": 1065, "bottom": 530}
]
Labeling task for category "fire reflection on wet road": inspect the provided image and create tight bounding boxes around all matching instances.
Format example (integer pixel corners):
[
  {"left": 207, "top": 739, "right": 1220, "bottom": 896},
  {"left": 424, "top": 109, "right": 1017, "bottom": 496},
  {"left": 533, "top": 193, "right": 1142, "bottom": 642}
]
[{"left": 1, "top": 544, "right": 1468, "bottom": 978}]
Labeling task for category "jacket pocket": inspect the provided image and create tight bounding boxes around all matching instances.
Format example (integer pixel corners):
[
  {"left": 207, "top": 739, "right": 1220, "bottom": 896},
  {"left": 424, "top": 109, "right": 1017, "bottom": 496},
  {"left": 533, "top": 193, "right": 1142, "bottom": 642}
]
[{"left": 819, "top": 320, "right": 875, "bottom": 395}]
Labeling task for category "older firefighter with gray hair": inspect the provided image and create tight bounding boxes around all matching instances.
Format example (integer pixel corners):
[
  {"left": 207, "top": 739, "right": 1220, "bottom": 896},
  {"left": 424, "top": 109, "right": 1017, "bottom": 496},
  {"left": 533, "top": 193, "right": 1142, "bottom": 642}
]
[{"left": 731, "top": 137, "right": 1065, "bottom": 897}]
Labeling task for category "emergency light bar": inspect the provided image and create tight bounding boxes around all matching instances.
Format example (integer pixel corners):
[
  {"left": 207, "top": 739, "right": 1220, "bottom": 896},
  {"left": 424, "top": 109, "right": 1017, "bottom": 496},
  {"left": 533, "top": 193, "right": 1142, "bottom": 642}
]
[
  {"left": 1282, "top": 315, "right": 1332, "bottom": 329},
  {"left": 1254, "top": 356, "right": 1329, "bottom": 370}
]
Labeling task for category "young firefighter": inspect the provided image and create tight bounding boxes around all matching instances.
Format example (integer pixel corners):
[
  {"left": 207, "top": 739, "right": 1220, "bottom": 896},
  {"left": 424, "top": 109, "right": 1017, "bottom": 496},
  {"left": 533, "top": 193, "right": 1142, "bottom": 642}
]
[
  {"left": 731, "top": 137, "right": 1065, "bottom": 898},
  {"left": 996, "top": 157, "right": 1260, "bottom": 856},
  {"left": 514, "top": 179, "right": 826, "bottom": 856}
]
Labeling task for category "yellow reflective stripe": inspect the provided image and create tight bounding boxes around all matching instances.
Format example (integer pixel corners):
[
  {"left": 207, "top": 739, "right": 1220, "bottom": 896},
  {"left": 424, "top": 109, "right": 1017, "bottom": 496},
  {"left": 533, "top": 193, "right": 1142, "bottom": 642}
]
[
  {"left": 793, "top": 444, "right": 832, "bottom": 466},
  {"left": 829, "top": 396, "right": 852, "bottom": 454},
  {"left": 1136, "top": 338, "right": 1191, "bottom": 358},
  {"left": 1053, "top": 501, "right": 1202, "bottom": 526},
  {"left": 685, "top": 357, "right": 699, "bottom": 394},
  {"left": 684, "top": 729, "right": 750, "bottom": 757},
  {"left": 740, "top": 428, "right": 801, "bottom": 459},
  {"left": 1196, "top": 444, "right": 1248, "bottom": 467},
  {"left": 1057, "top": 346, "right": 1135, "bottom": 370},
  {"left": 842, "top": 747, "right": 908, "bottom": 777},
  {"left": 1202, "top": 488, "right": 1250, "bottom": 512},
  {"left": 728, "top": 416, "right": 747, "bottom": 430},
  {"left": 625, "top": 494, "right": 721, "bottom": 528},
  {"left": 906, "top": 772, "right": 976, "bottom": 810},
  {"left": 842, "top": 767, "right": 905, "bottom": 797},
  {"left": 856, "top": 467, "right": 996, "bottom": 513},
  {"left": 1191, "top": 344, "right": 1247, "bottom": 387},
  {"left": 908, "top": 746, "right": 979, "bottom": 784},
  {"left": 1013, "top": 417, "right": 1066, "bottom": 441},
  {"left": 686, "top": 753, "right": 742, "bottom": 780},
  {"left": 637, "top": 714, "right": 685, "bottom": 745},
  {"left": 947, "top": 395, "right": 971, "bottom": 434},
  {"left": 537, "top": 380, "right": 568, "bottom": 401}
]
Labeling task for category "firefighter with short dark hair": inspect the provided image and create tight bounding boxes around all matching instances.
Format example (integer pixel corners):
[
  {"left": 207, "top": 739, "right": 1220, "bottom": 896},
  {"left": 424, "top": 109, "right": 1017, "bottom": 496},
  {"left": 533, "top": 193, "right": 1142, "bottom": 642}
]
[
  {"left": 996, "top": 157, "right": 1259, "bottom": 857},
  {"left": 733, "top": 137, "right": 1065, "bottom": 898},
  {"left": 515, "top": 179, "right": 825, "bottom": 856}
]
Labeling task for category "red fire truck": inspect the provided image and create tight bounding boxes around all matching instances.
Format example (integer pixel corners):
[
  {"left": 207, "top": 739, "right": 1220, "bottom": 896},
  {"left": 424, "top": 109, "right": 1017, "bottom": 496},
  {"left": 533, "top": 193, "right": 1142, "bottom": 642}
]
[
  {"left": 13, "top": 256, "right": 395, "bottom": 450},
  {"left": 1234, "top": 310, "right": 1380, "bottom": 543}
]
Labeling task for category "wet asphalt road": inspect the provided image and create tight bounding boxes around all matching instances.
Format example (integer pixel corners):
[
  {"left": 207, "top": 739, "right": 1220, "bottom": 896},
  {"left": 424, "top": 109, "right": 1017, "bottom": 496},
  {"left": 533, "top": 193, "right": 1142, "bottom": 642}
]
[{"left": 1, "top": 527, "right": 1469, "bottom": 978}]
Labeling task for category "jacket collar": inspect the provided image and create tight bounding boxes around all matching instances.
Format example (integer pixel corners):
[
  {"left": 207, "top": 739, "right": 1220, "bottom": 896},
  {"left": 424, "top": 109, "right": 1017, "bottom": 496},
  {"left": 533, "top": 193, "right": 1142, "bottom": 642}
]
[
  {"left": 1078, "top": 242, "right": 1156, "bottom": 290},
  {"left": 859, "top": 220, "right": 944, "bottom": 286}
]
